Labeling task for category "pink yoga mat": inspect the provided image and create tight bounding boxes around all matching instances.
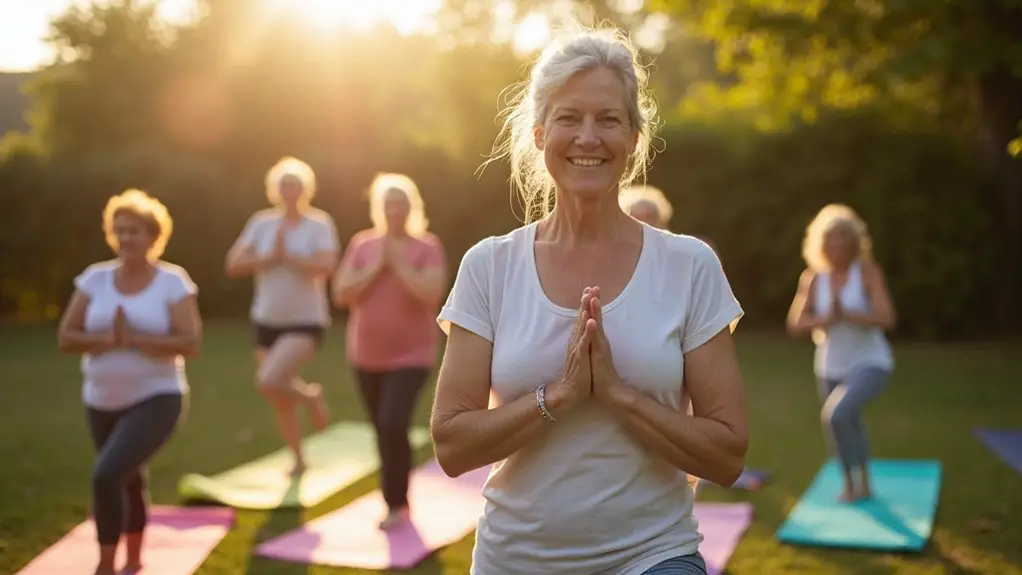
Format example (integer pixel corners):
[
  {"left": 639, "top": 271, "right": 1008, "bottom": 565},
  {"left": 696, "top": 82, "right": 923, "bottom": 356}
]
[
  {"left": 693, "top": 502, "right": 753, "bottom": 575},
  {"left": 15, "top": 506, "right": 235, "bottom": 575},
  {"left": 256, "top": 459, "right": 490, "bottom": 570}
]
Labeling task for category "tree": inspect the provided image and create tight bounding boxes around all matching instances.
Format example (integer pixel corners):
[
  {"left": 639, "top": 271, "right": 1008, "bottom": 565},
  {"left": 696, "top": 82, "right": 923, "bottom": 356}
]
[{"left": 656, "top": 0, "right": 1022, "bottom": 331}]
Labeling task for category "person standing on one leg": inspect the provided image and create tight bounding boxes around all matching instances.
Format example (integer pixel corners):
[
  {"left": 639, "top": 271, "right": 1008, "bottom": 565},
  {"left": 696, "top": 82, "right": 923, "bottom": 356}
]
[
  {"left": 57, "top": 189, "right": 202, "bottom": 575},
  {"left": 332, "top": 173, "right": 447, "bottom": 530},
  {"left": 787, "top": 203, "right": 897, "bottom": 502},
  {"left": 225, "top": 157, "right": 339, "bottom": 476}
]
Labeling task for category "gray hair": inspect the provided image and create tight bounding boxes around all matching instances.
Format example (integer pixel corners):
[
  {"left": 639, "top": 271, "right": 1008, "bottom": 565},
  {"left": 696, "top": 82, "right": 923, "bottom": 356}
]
[{"left": 483, "top": 26, "right": 659, "bottom": 222}]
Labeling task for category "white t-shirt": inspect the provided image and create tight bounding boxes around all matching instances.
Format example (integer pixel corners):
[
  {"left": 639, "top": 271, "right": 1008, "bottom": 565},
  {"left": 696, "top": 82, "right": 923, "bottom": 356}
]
[
  {"left": 235, "top": 208, "right": 340, "bottom": 327},
  {"left": 437, "top": 223, "right": 744, "bottom": 575},
  {"left": 75, "top": 260, "right": 198, "bottom": 411}
]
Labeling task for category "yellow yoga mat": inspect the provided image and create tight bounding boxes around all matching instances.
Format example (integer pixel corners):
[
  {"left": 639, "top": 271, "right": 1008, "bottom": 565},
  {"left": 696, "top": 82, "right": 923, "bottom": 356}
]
[{"left": 178, "top": 421, "right": 431, "bottom": 510}]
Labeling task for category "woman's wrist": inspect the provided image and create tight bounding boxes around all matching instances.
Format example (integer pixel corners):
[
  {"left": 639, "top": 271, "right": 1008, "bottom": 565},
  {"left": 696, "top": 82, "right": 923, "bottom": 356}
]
[{"left": 541, "top": 378, "right": 577, "bottom": 416}]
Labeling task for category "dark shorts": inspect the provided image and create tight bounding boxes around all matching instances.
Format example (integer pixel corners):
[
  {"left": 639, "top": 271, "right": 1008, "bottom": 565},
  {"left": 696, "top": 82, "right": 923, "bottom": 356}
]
[{"left": 253, "top": 323, "right": 326, "bottom": 349}]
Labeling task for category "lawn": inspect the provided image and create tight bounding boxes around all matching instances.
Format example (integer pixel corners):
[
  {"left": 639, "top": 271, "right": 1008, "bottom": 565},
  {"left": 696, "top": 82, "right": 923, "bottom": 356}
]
[{"left": 1, "top": 321, "right": 1020, "bottom": 575}]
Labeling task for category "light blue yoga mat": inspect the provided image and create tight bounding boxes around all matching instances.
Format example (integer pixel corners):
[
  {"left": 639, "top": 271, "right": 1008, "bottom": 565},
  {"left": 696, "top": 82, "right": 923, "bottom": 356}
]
[{"left": 776, "top": 459, "right": 941, "bottom": 552}]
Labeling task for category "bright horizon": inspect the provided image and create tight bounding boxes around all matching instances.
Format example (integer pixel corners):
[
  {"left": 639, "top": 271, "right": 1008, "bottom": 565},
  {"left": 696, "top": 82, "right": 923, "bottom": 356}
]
[
  {"left": 0, "top": 0, "right": 198, "bottom": 72},
  {"left": 0, "top": 0, "right": 570, "bottom": 73}
]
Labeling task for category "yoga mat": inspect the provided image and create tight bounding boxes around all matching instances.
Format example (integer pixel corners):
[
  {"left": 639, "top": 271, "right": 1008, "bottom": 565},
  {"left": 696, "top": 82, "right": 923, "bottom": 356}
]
[
  {"left": 178, "top": 421, "right": 430, "bottom": 509},
  {"left": 255, "top": 458, "right": 490, "bottom": 570},
  {"left": 693, "top": 502, "right": 753, "bottom": 575},
  {"left": 776, "top": 458, "right": 941, "bottom": 551},
  {"left": 15, "top": 506, "right": 234, "bottom": 575},
  {"left": 975, "top": 428, "right": 1022, "bottom": 475}
]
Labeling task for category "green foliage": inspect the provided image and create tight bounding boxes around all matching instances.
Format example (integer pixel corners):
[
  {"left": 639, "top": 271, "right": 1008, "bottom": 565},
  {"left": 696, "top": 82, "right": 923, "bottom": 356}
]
[
  {"left": 0, "top": 0, "right": 1011, "bottom": 338},
  {"left": 649, "top": 111, "right": 993, "bottom": 339}
]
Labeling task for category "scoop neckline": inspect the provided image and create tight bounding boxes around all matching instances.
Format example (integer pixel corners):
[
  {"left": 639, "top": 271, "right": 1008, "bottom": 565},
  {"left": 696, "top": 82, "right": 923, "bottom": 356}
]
[
  {"left": 525, "top": 221, "right": 649, "bottom": 318},
  {"left": 108, "top": 263, "right": 161, "bottom": 299}
]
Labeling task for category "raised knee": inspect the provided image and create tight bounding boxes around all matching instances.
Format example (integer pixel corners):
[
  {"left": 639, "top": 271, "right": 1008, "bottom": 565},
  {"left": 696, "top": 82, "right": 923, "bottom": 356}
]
[
  {"left": 823, "top": 405, "right": 853, "bottom": 428},
  {"left": 256, "top": 372, "right": 283, "bottom": 396}
]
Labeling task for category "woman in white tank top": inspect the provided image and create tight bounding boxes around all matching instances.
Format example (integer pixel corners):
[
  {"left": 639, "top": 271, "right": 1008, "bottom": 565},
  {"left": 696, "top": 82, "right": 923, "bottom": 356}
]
[{"left": 787, "top": 204, "right": 897, "bottom": 502}]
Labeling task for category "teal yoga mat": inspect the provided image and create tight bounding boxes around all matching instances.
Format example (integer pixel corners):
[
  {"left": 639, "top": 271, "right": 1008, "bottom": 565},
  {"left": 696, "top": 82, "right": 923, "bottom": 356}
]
[{"left": 776, "top": 459, "right": 941, "bottom": 552}]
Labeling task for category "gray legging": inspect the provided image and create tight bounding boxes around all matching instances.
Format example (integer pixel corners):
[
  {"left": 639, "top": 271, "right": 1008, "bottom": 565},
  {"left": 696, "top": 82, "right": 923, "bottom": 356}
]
[
  {"left": 642, "top": 553, "right": 707, "bottom": 574},
  {"left": 817, "top": 366, "right": 890, "bottom": 472},
  {"left": 86, "top": 393, "right": 185, "bottom": 544}
]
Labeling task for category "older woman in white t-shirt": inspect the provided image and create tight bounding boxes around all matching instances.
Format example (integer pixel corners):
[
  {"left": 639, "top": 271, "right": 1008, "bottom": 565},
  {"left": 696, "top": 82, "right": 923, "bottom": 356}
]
[
  {"left": 430, "top": 28, "right": 748, "bottom": 575},
  {"left": 58, "top": 189, "right": 201, "bottom": 575},
  {"left": 226, "top": 157, "right": 339, "bottom": 475}
]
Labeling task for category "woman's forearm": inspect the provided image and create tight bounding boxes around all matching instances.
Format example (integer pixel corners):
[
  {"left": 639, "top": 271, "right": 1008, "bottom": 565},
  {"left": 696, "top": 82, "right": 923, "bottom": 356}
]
[
  {"left": 432, "top": 381, "right": 572, "bottom": 477},
  {"left": 283, "top": 253, "right": 335, "bottom": 277},
  {"left": 58, "top": 329, "right": 114, "bottom": 355},
  {"left": 392, "top": 263, "right": 444, "bottom": 306},
  {"left": 842, "top": 310, "right": 894, "bottom": 330},
  {"left": 334, "top": 265, "right": 380, "bottom": 306},
  {"left": 607, "top": 387, "right": 746, "bottom": 486},
  {"left": 787, "top": 314, "right": 826, "bottom": 336},
  {"left": 226, "top": 251, "right": 273, "bottom": 278},
  {"left": 128, "top": 333, "right": 201, "bottom": 358}
]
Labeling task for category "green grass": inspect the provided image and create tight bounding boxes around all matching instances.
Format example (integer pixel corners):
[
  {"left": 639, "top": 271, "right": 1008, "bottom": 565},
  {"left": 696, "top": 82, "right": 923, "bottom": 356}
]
[{"left": 1, "top": 322, "right": 1021, "bottom": 575}]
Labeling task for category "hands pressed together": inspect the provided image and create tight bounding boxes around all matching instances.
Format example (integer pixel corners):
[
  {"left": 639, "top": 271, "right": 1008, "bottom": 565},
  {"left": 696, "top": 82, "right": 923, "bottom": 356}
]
[
  {"left": 97, "top": 306, "right": 136, "bottom": 353},
  {"left": 549, "top": 286, "right": 634, "bottom": 412}
]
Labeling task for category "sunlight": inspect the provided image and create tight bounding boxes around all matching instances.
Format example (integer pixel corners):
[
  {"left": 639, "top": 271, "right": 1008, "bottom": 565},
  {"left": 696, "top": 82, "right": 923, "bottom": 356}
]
[
  {"left": 264, "top": 0, "right": 441, "bottom": 35},
  {"left": 513, "top": 12, "right": 550, "bottom": 56}
]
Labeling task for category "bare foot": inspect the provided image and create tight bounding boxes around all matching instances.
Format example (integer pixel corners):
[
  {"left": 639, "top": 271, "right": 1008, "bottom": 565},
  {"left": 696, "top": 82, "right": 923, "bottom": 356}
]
[
  {"left": 120, "top": 564, "right": 143, "bottom": 574},
  {"left": 838, "top": 486, "right": 857, "bottom": 503},
  {"left": 305, "top": 383, "right": 330, "bottom": 431},
  {"left": 378, "top": 507, "right": 411, "bottom": 531},
  {"left": 855, "top": 485, "right": 873, "bottom": 501},
  {"left": 290, "top": 459, "right": 307, "bottom": 477},
  {"left": 94, "top": 566, "right": 117, "bottom": 575}
]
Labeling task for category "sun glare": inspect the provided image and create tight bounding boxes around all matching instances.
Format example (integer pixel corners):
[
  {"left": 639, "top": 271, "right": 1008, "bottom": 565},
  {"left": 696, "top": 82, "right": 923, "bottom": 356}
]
[
  {"left": 265, "top": 0, "right": 441, "bottom": 34},
  {"left": 513, "top": 12, "right": 551, "bottom": 56}
]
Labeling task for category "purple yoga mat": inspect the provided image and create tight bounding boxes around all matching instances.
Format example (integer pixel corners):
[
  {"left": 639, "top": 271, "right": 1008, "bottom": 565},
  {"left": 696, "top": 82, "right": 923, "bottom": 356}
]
[
  {"left": 693, "top": 502, "right": 753, "bottom": 575},
  {"left": 975, "top": 428, "right": 1022, "bottom": 475},
  {"left": 15, "top": 506, "right": 235, "bottom": 575},
  {"left": 255, "top": 459, "right": 490, "bottom": 570}
]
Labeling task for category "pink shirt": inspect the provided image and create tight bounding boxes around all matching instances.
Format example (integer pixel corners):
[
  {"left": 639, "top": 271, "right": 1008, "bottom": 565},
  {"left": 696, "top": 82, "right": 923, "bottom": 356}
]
[{"left": 344, "top": 230, "right": 446, "bottom": 371}]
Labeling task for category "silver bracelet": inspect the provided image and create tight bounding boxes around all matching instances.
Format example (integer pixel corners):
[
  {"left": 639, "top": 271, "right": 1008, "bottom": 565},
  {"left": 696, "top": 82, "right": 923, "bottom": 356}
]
[{"left": 535, "top": 385, "right": 556, "bottom": 424}]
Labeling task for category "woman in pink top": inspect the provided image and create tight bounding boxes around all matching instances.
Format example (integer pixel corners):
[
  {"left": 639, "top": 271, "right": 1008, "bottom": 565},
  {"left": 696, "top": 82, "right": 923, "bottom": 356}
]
[{"left": 332, "top": 173, "right": 448, "bottom": 529}]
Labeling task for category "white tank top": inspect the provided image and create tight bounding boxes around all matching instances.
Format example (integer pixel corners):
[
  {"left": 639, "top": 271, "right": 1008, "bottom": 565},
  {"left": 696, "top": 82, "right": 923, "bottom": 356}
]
[{"left": 812, "top": 260, "right": 894, "bottom": 380}]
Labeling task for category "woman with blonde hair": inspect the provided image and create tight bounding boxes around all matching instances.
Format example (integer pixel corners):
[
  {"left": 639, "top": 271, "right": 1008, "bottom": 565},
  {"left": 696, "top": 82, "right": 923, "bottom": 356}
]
[
  {"left": 332, "top": 173, "right": 448, "bottom": 530},
  {"left": 430, "top": 26, "right": 747, "bottom": 575},
  {"left": 58, "top": 189, "right": 202, "bottom": 575},
  {"left": 225, "top": 157, "right": 339, "bottom": 476},
  {"left": 787, "top": 203, "right": 896, "bottom": 502},
  {"left": 619, "top": 184, "right": 673, "bottom": 228}
]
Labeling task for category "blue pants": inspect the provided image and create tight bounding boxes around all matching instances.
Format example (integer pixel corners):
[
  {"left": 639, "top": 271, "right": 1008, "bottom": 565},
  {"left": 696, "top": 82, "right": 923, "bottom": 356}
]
[
  {"left": 642, "top": 553, "right": 707, "bottom": 574},
  {"left": 817, "top": 366, "right": 890, "bottom": 472}
]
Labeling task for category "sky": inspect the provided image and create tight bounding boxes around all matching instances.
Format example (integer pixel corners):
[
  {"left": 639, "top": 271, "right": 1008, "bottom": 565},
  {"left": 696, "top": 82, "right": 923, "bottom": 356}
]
[
  {"left": 0, "top": 0, "right": 198, "bottom": 72},
  {"left": 0, "top": 0, "right": 660, "bottom": 73}
]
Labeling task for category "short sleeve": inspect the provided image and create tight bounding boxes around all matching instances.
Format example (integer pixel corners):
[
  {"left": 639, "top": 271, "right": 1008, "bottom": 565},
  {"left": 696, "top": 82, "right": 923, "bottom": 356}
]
[
  {"left": 681, "top": 242, "right": 744, "bottom": 353},
  {"left": 436, "top": 237, "right": 494, "bottom": 341},
  {"left": 313, "top": 216, "right": 340, "bottom": 253},
  {"left": 164, "top": 266, "right": 199, "bottom": 304},
  {"left": 235, "top": 214, "right": 263, "bottom": 249},
  {"left": 73, "top": 263, "right": 108, "bottom": 297}
]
